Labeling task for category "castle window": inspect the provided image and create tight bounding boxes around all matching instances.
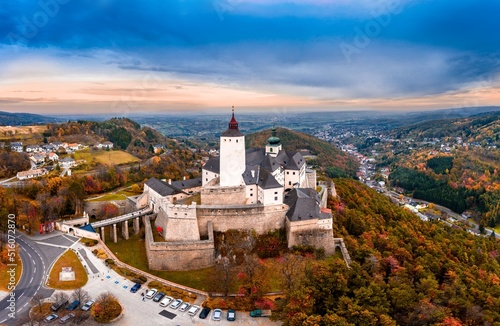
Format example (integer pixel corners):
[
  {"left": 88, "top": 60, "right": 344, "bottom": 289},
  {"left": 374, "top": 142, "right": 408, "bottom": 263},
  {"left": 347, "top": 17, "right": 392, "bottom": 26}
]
[
  {"left": 274, "top": 191, "right": 278, "bottom": 195},
  {"left": 287, "top": 171, "right": 289, "bottom": 175},
  {"left": 270, "top": 148, "right": 273, "bottom": 152},
  {"left": 236, "top": 140, "right": 238, "bottom": 143},
  {"left": 293, "top": 172, "right": 296, "bottom": 175},
  {"left": 289, "top": 181, "right": 291, "bottom": 185},
  {"left": 250, "top": 193, "right": 253, "bottom": 197},
  {"left": 224, "top": 139, "right": 226, "bottom": 142},
  {"left": 206, "top": 178, "right": 208, "bottom": 181},
  {"left": 274, "top": 196, "right": 278, "bottom": 201}
]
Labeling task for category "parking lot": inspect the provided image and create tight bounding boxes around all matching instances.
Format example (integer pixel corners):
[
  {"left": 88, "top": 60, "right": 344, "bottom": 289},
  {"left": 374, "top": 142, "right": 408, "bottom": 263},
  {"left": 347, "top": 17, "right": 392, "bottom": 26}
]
[{"left": 52, "top": 242, "right": 281, "bottom": 325}]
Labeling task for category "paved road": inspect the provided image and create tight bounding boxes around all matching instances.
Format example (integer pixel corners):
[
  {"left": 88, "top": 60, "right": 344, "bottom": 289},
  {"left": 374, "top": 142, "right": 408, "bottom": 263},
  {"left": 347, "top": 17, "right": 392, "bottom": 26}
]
[
  {"left": 0, "top": 235, "right": 54, "bottom": 325},
  {"left": 384, "top": 190, "right": 500, "bottom": 239}
]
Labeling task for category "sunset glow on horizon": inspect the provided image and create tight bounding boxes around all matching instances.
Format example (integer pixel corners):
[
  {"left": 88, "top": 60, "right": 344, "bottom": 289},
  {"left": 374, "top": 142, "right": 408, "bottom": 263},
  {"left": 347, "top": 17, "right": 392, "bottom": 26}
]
[{"left": 1, "top": 1, "right": 499, "bottom": 114}]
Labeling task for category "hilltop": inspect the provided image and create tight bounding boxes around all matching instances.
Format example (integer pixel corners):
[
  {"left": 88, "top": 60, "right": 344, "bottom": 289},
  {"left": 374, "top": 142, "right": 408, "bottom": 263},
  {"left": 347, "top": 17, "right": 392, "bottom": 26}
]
[
  {"left": 246, "top": 127, "right": 359, "bottom": 178},
  {"left": 392, "top": 111, "right": 500, "bottom": 143},
  {"left": 277, "top": 178, "right": 500, "bottom": 325},
  {"left": 0, "top": 111, "right": 61, "bottom": 126},
  {"left": 43, "top": 117, "right": 179, "bottom": 159},
  {"left": 369, "top": 112, "right": 500, "bottom": 227}
]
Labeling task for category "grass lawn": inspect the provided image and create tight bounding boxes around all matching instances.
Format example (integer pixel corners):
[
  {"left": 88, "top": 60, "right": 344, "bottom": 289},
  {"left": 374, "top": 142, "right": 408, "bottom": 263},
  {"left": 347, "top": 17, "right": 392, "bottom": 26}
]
[
  {"left": 494, "top": 225, "right": 500, "bottom": 234},
  {"left": 104, "top": 231, "right": 284, "bottom": 293},
  {"left": 105, "top": 232, "right": 217, "bottom": 292},
  {"left": 0, "top": 246, "right": 23, "bottom": 292},
  {"left": 88, "top": 193, "right": 128, "bottom": 202},
  {"left": 116, "top": 189, "right": 139, "bottom": 197},
  {"left": 74, "top": 149, "right": 139, "bottom": 166},
  {"left": 47, "top": 249, "right": 88, "bottom": 290}
]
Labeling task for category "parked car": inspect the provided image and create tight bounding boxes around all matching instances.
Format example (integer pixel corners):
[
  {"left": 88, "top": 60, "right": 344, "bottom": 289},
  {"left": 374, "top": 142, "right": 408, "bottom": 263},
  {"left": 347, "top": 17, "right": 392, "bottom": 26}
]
[
  {"left": 44, "top": 313, "right": 58, "bottom": 322},
  {"left": 187, "top": 305, "right": 200, "bottom": 316},
  {"left": 145, "top": 289, "right": 157, "bottom": 299},
  {"left": 227, "top": 309, "right": 236, "bottom": 321},
  {"left": 153, "top": 292, "right": 166, "bottom": 302},
  {"left": 66, "top": 300, "right": 80, "bottom": 311},
  {"left": 59, "top": 313, "right": 75, "bottom": 324},
  {"left": 159, "top": 296, "right": 173, "bottom": 307},
  {"left": 169, "top": 299, "right": 183, "bottom": 309},
  {"left": 250, "top": 309, "right": 272, "bottom": 317},
  {"left": 81, "top": 300, "right": 94, "bottom": 311},
  {"left": 50, "top": 300, "right": 68, "bottom": 312},
  {"left": 199, "top": 307, "right": 211, "bottom": 319},
  {"left": 178, "top": 302, "right": 190, "bottom": 312},
  {"left": 130, "top": 283, "right": 141, "bottom": 293},
  {"left": 213, "top": 308, "right": 222, "bottom": 321}
]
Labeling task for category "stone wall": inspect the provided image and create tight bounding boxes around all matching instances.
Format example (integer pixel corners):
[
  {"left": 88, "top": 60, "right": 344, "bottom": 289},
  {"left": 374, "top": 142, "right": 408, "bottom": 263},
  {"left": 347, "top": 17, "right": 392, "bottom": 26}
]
[
  {"left": 145, "top": 216, "right": 215, "bottom": 271},
  {"left": 286, "top": 218, "right": 335, "bottom": 255},
  {"left": 200, "top": 185, "right": 247, "bottom": 205},
  {"left": 305, "top": 169, "right": 317, "bottom": 189},
  {"left": 84, "top": 200, "right": 127, "bottom": 219},
  {"left": 156, "top": 203, "right": 200, "bottom": 241},
  {"left": 196, "top": 203, "right": 288, "bottom": 236}
]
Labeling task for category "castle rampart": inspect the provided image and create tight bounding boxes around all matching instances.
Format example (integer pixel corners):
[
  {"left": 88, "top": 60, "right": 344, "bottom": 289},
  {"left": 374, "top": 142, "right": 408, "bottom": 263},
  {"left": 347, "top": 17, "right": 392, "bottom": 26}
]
[
  {"left": 145, "top": 215, "right": 215, "bottom": 271},
  {"left": 196, "top": 203, "right": 288, "bottom": 236}
]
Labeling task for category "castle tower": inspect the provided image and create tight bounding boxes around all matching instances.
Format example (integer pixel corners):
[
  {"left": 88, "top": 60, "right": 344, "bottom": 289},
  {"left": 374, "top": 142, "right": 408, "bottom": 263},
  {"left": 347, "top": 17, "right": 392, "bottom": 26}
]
[
  {"left": 220, "top": 107, "right": 246, "bottom": 187},
  {"left": 265, "top": 125, "right": 282, "bottom": 157}
]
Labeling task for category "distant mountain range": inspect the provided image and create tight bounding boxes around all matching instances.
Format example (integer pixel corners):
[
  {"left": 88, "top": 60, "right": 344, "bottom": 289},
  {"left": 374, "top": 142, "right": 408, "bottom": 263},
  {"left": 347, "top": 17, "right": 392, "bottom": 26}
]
[
  {"left": 0, "top": 111, "right": 62, "bottom": 126},
  {"left": 2, "top": 106, "right": 500, "bottom": 127}
]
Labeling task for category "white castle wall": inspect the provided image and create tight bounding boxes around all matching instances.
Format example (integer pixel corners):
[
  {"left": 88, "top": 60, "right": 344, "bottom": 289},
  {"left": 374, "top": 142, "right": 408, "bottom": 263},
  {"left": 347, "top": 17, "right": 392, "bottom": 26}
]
[{"left": 219, "top": 135, "right": 245, "bottom": 187}]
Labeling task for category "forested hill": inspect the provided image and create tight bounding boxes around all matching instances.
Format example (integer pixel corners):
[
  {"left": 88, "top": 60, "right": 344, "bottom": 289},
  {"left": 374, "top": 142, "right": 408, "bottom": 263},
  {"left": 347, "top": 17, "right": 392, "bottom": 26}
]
[
  {"left": 277, "top": 178, "right": 500, "bottom": 325},
  {"left": 0, "top": 111, "right": 61, "bottom": 125},
  {"left": 246, "top": 127, "right": 358, "bottom": 178},
  {"left": 392, "top": 111, "right": 500, "bottom": 143},
  {"left": 44, "top": 118, "right": 180, "bottom": 159},
  {"left": 379, "top": 112, "right": 500, "bottom": 227}
]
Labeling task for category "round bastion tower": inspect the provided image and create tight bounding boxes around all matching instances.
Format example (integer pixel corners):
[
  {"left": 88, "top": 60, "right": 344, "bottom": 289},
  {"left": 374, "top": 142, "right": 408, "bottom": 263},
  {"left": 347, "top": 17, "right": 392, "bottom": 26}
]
[{"left": 219, "top": 107, "right": 246, "bottom": 187}]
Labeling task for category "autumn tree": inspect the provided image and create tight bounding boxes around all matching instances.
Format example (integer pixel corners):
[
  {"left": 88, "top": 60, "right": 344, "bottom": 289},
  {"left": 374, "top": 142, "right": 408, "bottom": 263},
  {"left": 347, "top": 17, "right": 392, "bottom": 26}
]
[{"left": 92, "top": 292, "right": 122, "bottom": 323}]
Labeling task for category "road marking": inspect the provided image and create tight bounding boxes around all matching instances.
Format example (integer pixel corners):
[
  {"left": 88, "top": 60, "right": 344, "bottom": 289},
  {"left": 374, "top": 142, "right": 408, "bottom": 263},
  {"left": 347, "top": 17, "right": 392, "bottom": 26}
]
[
  {"left": 19, "top": 293, "right": 23, "bottom": 299},
  {"left": 32, "top": 259, "right": 35, "bottom": 264},
  {"left": 34, "top": 267, "right": 36, "bottom": 273},
  {"left": 30, "top": 276, "right": 34, "bottom": 283},
  {"left": 0, "top": 319, "right": 6, "bottom": 323}
]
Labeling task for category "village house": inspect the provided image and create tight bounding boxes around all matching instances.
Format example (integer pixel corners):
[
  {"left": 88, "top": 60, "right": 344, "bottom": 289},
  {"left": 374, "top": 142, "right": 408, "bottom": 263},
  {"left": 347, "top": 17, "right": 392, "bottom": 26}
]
[
  {"left": 60, "top": 157, "right": 76, "bottom": 168},
  {"left": 17, "top": 168, "right": 48, "bottom": 180},
  {"left": 95, "top": 141, "right": 114, "bottom": 149},
  {"left": 48, "top": 152, "right": 59, "bottom": 161},
  {"left": 30, "top": 154, "right": 46, "bottom": 165},
  {"left": 11, "top": 141, "right": 23, "bottom": 152},
  {"left": 67, "top": 143, "right": 80, "bottom": 152}
]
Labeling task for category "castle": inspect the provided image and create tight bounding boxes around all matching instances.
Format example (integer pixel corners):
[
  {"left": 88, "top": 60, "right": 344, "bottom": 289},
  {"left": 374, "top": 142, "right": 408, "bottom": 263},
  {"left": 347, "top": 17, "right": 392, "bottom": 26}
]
[{"left": 138, "top": 110, "right": 336, "bottom": 271}]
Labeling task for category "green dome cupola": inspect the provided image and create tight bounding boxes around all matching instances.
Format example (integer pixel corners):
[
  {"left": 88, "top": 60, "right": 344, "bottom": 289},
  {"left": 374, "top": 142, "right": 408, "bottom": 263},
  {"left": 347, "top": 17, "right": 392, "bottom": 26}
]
[{"left": 267, "top": 125, "right": 281, "bottom": 145}]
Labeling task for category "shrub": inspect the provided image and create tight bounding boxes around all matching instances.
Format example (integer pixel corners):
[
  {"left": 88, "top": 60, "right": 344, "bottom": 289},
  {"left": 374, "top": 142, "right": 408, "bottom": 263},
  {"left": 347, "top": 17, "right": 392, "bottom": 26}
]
[
  {"left": 91, "top": 292, "right": 122, "bottom": 323},
  {"left": 105, "top": 259, "right": 115, "bottom": 265},
  {"left": 254, "top": 229, "right": 287, "bottom": 259}
]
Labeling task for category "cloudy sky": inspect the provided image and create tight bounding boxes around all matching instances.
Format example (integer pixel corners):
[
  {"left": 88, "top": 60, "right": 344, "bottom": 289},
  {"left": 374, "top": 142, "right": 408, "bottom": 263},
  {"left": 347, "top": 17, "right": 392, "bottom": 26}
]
[{"left": 1, "top": 0, "right": 499, "bottom": 114}]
